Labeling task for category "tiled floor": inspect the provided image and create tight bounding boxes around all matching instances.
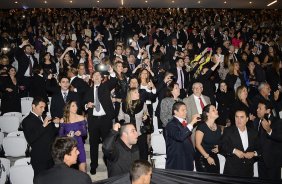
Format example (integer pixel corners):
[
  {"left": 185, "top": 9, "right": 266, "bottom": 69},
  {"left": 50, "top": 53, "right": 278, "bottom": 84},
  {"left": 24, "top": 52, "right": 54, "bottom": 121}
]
[{"left": 85, "top": 143, "right": 108, "bottom": 182}]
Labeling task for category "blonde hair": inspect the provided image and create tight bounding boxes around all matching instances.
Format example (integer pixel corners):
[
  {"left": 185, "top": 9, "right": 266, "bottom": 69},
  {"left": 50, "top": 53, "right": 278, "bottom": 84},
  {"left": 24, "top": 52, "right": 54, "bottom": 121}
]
[{"left": 125, "top": 88, "right": 140, "bottom": 113}]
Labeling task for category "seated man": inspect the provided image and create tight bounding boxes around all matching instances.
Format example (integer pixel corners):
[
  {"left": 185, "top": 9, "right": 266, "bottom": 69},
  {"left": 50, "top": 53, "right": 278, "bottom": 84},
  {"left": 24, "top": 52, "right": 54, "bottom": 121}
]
[
  {"left": 103, "top": 122, "right": 139, "bottom": 177},
  {"left": 130, "top": 160, "right": 152, "bottom": 184},
  {"left": 220, "top": 109, "right": 259, "bottom": 177},
  {"left": 34, "top": 137, "right": 91, "bottom": 184}
]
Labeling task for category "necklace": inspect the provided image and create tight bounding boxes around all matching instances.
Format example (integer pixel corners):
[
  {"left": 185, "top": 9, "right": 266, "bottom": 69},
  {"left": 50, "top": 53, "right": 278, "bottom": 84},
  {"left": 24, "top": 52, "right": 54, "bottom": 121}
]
[{"left": 207, "top": 123, "right": 217, "bottom": 131}]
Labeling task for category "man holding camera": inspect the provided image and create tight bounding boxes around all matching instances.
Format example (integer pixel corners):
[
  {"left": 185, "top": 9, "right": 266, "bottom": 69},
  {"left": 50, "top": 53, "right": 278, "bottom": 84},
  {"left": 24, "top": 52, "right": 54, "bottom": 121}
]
[
  {"left": 165, "top": 101, "right": 200, "bottom": 171},
  {"left": 255, "top": 100, "right": 282, "bottom": 180},
  {"left": 22, "top": 97, "right": 60, "bottom": 177},
  {"left": 102, "top": 122, "right": 139, "bottom": 177}
]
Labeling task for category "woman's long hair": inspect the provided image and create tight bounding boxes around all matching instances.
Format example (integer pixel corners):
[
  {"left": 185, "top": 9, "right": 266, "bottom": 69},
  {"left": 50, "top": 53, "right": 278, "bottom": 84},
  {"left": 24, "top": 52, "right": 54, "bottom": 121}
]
[
  {"left": 138, "top": 68, "right": 150, "bottom": 84},
  {"left": 235, "top": 85, "right": 247, "bottom": 101},
  {"left": 63, "top": 100, "right": 76, "bottom": 123},
  {"left": 125, "top": 88, "right": 140, "bottom": 114},
  {"left": 201, "top": 104, "right": 213, "bottom": 122}
]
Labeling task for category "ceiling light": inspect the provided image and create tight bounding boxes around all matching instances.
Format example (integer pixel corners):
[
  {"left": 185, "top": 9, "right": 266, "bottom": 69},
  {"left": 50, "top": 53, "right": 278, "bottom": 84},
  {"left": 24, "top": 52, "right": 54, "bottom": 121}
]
[
  {"left": 198, "top": 1, "right": 201, "bottom": 3},
  {"left": 14, "top": 1, "right": 18, "bottom": 3},
  {"left": 249, "top": 1, "right": 252, "bottom": 4},
  {"left": 224, "top": 1, "right": 227, "bottom": 3},
  {"left": 70, "top": 0, "right": 73, "bottom": 3},
  {"left": 267, "top": 0, "right": 277, "bottom": 6},
  {"left": 145, "top": 0, "right": 148, "bottom": 3},
  {"left": 97, "top": 0, "right": 99, "bottom": 2},
  {"left": 121, "top": 0, "right": 123, "bottom": 6},
  {"left": 172, "top": 0, "right": 174, "bottom": 3},
  {"left": 44, "top": 1, "right": 47, "bottom": 3}
]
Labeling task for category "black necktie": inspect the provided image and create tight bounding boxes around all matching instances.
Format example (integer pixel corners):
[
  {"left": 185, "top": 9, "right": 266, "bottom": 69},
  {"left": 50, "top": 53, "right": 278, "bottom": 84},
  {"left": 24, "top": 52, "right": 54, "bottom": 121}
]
[
  {"left": 28, "top": 56, "right": 33, "bottom": 76},
  {"left": 180, "top": 69, "right": 184, "bottom": 89}
]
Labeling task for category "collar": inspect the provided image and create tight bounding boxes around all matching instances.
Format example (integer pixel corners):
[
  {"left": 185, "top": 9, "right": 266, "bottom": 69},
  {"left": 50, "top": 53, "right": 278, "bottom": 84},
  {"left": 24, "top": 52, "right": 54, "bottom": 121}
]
[
  {"left": 61, "top": 90, "right": 69, "bottom": 94},
  {"left": 70, "top": 76, "right": 76, "bottom": 83},
  {"left": 31, "top": 111, "right": 40, "bottom": 118},
  {"left": 174, "top": 116, "right": 186, "bottom": 124}
]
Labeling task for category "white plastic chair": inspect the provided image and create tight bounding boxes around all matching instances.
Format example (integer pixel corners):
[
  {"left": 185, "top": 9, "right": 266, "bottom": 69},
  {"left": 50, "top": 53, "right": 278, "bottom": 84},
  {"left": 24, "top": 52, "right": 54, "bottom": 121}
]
[
  {"left": 0, "top": 132, "right": 4, "bottom": 146},
  {"left": 21, "top": 97, "right": 33, "bottom": 116},
  {"left": 152, "top": 116, "right": 159, "bottom": 134},
  {"left": 3, "top": 136, "right": 27, "bottom": 157},
  {"left": 0, "top": 158, "right": 10, "bottom": 184},
  {"left": 151, "top": 134, "right": 167, "bottom": 169},
  {"left": 0, "top": 157, "right": 11, "bottom": 175},
  {"left": 217, "top": 154, "right": 226, "bottom": 174},
  {"left": 10, "top": 165, "right": 34, "bottom": 184},
  {"left": 7, "top": 131, "right": 25, "bottom": 137},
  {"left": 14, "top": 157, "right": 31, "bottom": 166},
  {"left": 3, "top": 112, "right": 23, "bottom": 122},
  {"left": 151, "top": 134, "right": 166, "bottom": 155},
  {"left": 254, "top": 162, "right": 258, "bottom": 177},
  {"left": 0, "top": 116, "right": 20, "bottom": 133}
]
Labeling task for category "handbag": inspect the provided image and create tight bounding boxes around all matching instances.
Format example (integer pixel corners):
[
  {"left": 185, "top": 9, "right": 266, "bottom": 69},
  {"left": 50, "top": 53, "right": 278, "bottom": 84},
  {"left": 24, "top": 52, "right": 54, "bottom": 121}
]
[{"left": 140, "top": 116, "right": 154, "bottom": 134}]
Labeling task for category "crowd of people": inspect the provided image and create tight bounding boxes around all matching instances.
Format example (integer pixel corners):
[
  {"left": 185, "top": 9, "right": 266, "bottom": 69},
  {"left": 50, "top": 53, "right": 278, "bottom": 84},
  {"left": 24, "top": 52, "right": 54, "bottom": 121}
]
[{"left": 0, "top": 7, "right": 282, "bottom": 182}]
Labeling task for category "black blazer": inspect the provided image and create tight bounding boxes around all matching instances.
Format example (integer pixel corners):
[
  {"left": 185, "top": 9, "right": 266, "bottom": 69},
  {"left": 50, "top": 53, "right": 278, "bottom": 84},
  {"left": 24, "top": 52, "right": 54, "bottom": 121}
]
[
  {"left": 34, "top": 163, "right": 92, "bottom": 184},
  {"left": 165, "top": 117, "right": 195, "bottom": 171},
  {"left": 14, "top": 48, "right": 39, "bottom": 79},
  {"left": 22, "top": 113, "right": 58, "bottom": 170},
  {"left": 30, "top": 74, "right": 49, "bottom": 103},
  {"left": 219, "top": 125, "right": 259, "bottom": 177},
  {"left": 84, "top": 76, "right": 117, "bottom": 119},
  {"left": 70, "top": 76, "right": 90, "bottom": 101},
  {"left": 50, "top": 91, "right": 79, "bottom": 118},
  {"left": 254, "top": 118, "right": 282, "bottom": 168},
  {"left": 170, "top": 67, "right": 189, "bottom": 90}
]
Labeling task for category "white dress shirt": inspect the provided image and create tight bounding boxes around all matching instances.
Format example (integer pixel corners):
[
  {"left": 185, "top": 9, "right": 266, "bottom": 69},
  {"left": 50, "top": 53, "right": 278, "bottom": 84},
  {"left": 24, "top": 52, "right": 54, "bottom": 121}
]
[
  {"left": 193, "top": 94, "right": 207, "bottom": 114},
  {"left": 174, "top": 116, "right": 193, "bottom": 131},
  {"left": 238, "top": 127, "right": 248, "bottom": 151}
]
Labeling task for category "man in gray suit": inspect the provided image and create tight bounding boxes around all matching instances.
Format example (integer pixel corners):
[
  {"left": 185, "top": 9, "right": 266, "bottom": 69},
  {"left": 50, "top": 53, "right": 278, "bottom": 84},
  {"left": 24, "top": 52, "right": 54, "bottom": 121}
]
[
  {"left": 183, "top": 82, "right": 211, "bottom": 146},
  {"left": 183, "top": 82, "right": 211, "bottom": 123}
]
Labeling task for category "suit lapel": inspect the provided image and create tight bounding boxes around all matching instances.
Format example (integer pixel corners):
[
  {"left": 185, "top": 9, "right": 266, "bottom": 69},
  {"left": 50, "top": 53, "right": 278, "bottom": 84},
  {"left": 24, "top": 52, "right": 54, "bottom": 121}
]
[
  {"left": 234, "top": 127, "right": 245, "bottom": 151},
  {"left": 191, "top": 97, "right": 199, "bottom": 114}
]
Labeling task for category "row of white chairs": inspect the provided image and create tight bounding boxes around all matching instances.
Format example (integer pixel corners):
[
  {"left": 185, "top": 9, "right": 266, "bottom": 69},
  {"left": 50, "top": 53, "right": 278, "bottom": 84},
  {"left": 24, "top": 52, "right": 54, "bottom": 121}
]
[{"left": 0, "top": 157, "right": 33, "bottom": 184}]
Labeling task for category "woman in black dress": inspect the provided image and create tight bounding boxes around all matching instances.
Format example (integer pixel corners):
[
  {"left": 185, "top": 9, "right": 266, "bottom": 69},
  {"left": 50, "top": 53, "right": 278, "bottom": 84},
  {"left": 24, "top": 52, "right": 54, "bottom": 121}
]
[
  {"left": 0, "top": 66, "right": 21, "bottom": 115},
  {"left": 195, "top": 104, "right": 221, "bottom": 173},
  {"left": 215, "top": 80, "right": 234, "bottom": 127}
]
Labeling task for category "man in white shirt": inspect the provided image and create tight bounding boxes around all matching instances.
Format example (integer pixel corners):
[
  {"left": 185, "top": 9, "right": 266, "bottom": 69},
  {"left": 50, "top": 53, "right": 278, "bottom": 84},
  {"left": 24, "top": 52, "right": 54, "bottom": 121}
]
[
  {"left": 83, "top": 66, "right": 117, "bottom": 175},
  {"left": 220, "top": 109, "right": 259, "bottom": 177}
]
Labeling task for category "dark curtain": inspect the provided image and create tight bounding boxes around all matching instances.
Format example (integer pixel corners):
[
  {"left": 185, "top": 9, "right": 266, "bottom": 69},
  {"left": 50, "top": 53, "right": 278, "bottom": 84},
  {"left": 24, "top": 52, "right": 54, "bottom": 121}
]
[{"left": 93, "top": 168, "right": 281, "bottom": 184}]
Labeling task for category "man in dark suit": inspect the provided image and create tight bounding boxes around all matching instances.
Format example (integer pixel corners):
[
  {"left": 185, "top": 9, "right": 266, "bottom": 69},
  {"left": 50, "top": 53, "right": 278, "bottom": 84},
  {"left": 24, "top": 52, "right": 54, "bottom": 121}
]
[
  {"left": 220, "top": 109, "right": 259, "bottom": 177},
  {"left": 170, "top": 57, "right": 188, "bottom": 99},
  {"left": 67, "top": 67, "right": 90, "bottom": 102},
  {"left": 14, "top": 43, "right": 39, "bottom": 97},
  {"left": 50, "top": 76, "right": 80, "bottom": 118},
  {"left": 255, "top": 101, "right": 282, "bottom": 180},
  {"left": 34, "top": 137, "right": 91, "bottom": 184},
  {"left": 22, "top": 97, "right": 60, "bottom": 177},
  {"left": 165, "top": 101, "right": 200, "bottom": 171},
  {"left": 84, "top": 66, "right": 117, "bottom": 175}
]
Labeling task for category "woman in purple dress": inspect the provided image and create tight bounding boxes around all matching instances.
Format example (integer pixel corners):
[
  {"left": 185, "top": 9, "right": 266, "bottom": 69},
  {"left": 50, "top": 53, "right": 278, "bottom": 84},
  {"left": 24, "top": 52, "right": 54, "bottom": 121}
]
[{"left": 59, "top": 100, "right": 87, "bottom": 172}]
